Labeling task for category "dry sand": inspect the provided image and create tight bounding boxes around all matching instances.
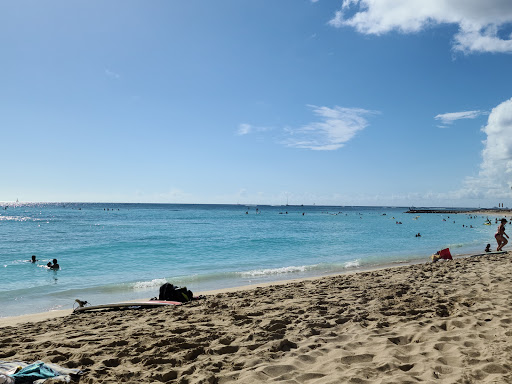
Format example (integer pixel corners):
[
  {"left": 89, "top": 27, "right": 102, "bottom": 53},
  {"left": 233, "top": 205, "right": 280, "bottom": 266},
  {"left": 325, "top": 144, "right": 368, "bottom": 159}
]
[{"left": 2, "top": 252, "right": 512, "bottom": 383}]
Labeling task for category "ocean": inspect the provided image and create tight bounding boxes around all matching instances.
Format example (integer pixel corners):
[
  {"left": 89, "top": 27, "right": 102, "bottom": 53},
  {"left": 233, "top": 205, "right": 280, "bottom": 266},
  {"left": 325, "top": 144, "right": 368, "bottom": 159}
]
[{"left": 0, "top": 203, "right": 502, "bottom": 318}]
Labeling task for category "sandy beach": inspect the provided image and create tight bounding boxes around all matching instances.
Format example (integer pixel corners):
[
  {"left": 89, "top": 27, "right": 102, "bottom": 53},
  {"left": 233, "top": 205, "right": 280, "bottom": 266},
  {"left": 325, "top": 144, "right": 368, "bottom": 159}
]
[{"left": 2, "top": 252, "right": 512, "bottom": 383}]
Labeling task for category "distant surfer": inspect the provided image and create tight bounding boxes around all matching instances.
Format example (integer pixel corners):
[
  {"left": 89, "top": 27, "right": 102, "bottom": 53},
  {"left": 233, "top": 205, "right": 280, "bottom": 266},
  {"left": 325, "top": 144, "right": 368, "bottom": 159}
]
[
  {"left": 30, "top": 255, "right": 38, "bottom": 263},
  {"left": 495, "top": 219, "right": 509, "bottom": 251}
]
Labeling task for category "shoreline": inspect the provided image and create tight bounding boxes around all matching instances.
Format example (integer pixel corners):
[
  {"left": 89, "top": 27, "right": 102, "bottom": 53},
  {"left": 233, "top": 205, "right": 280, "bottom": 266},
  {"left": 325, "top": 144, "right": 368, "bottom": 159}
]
[
  {"left": 0, "top": 248, "right": 503, "bottom": 327},
  {"left": 406, "top": 208, "right": 512, "bottom": 215},
  {"left": 2, "top": 251, "right": 512, "bottom": 382}
]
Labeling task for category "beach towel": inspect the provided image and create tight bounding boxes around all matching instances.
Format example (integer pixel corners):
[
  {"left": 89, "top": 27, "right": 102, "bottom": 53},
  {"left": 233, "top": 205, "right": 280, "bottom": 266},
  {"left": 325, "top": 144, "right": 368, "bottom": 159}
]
[
  {"left": 431, "top": 248, "right": 453, "bottom": 262},
  {"left": 439, "top": 248, "right": 452, "bottom": 260},
  {"left": 0, "top": 360, "right": 83, "bottom": 383}
]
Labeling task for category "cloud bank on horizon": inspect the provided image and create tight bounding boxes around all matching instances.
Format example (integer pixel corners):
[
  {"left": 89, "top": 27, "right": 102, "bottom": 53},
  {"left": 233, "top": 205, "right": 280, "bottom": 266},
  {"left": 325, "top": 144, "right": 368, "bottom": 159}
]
[{"left": 329, "top": 0, "right": 512, "bottom": 54}]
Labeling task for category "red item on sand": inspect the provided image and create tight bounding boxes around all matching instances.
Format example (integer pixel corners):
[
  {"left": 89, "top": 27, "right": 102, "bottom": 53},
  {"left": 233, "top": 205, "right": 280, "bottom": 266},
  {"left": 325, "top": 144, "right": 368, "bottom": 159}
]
[{"left": 439, "top": 248, "right": 452, "bottom": 260}]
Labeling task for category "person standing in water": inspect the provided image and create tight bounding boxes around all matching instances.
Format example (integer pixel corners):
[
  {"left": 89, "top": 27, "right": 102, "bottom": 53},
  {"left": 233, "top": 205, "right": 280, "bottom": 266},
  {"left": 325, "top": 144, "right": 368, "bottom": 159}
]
[
  {"left": 495, "top": 219, "right": 509, "bottom": 251},
  {"left": 50, "top": 259, "right": 60, "bottom": 270}
]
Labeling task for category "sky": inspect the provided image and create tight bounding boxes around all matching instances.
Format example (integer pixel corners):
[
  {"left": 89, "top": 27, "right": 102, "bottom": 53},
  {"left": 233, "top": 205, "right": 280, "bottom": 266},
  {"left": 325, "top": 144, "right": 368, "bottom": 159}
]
[{"left": 1, "top": 0, "right": 512, "bottom": 207}]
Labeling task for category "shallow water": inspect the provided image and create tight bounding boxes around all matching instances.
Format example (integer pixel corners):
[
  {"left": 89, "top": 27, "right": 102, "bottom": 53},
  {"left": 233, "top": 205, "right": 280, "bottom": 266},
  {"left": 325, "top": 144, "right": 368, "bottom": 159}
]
[{"left": 0, "top": 203, "right": 500, "bottom": 317}]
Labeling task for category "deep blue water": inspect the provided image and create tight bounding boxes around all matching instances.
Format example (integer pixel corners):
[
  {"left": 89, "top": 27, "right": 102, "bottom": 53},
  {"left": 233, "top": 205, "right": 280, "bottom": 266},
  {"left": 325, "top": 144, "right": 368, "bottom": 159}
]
[{"left": 0, "top": 203, "right": 502, "bottom": 317}]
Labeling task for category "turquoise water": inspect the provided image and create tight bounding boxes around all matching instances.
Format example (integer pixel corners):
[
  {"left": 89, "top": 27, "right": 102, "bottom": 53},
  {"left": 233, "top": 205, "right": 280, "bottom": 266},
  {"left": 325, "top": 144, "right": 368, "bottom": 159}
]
[{"left": 0, "top": 203, "right": 502, "bottom": 317}]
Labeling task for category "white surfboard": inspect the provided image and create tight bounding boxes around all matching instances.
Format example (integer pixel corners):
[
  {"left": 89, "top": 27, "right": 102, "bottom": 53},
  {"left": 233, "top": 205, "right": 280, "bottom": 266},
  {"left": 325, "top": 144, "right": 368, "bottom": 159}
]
[{"left": 73, "top": 300, "right": 182, "bottom": 313}]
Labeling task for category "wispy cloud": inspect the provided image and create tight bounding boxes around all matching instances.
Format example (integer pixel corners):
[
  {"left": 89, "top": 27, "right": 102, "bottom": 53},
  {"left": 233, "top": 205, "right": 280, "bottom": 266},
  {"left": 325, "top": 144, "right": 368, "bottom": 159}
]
[
  {"left": 329, "top": 0, "right": 512, "bottom": 54},
  {"left": 434, "top": 110, "right": 483, "bottom": 128},
  {"left": 105, "top": 69, "right": 121, "bottom": 79},
  {"left": 284, "top": 105, "right": 377, "bottom": 151},
  {"left": 236, "top": 123, "right": 252, "bottom": 135},
  {"left": 235, "top": 123, "right": 270, "bottom": 136}
]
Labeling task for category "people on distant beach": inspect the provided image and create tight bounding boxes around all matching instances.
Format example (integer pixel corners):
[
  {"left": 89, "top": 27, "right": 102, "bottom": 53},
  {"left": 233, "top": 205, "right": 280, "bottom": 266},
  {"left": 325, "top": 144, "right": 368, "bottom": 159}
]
[
  {"left": 485, "top": 244, "right": 491, "bottom": 252},
  {"left": 30, "top": 255, "right": 38, "bottom": 263},
  {"left": 495, "top": 219, "right": 509, "bottom": 251}
]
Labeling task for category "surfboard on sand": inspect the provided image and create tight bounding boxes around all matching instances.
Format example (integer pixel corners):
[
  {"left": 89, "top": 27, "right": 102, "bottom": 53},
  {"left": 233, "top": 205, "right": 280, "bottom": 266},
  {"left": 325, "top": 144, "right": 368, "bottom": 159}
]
[
  {"left": 73, "top": 300, "right": 182, "bottom": 313},
  {"left": 468, "top": 250, "right": 507, "bottom": 258}
]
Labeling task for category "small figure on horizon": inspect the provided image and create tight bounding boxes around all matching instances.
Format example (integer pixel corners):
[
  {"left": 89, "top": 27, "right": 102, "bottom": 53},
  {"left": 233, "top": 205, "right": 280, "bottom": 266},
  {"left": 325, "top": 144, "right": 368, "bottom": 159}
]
[
  {"left": 30, "top": 255, "right": 38, "bottom": 263},
  {"left": 495, "top": 219, "right": 509, "bottom": 252},
  {"left": 485, "top": 244, "right": 491, "bottom": 252}
]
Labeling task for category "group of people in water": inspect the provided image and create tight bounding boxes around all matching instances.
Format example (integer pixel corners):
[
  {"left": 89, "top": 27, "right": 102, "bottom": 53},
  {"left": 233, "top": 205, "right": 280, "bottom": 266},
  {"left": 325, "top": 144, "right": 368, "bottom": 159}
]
[{"left": 30, "top": 255, "right": 60, "bottom": 270}]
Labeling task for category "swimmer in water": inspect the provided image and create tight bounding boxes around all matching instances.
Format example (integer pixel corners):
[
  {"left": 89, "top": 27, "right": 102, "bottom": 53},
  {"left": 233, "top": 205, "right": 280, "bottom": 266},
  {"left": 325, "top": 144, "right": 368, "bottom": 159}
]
[{"left": 50, "top": 258, "right": 60, "bottom": 270}]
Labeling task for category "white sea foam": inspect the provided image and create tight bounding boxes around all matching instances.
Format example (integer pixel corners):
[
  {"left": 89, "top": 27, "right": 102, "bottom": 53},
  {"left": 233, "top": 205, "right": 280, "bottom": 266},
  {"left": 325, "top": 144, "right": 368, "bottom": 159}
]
[
  {"left": 239, "top": 265, "right": 310, "bottom": 277},
  {"left": 133, "top": 278, "right": 168, "bottom": 290},
  {"left": 0, "top": 216, "right": 33, "bottom": 222},
  {"left": 344, "top": 259, "right": 361, "bottom": 268}
]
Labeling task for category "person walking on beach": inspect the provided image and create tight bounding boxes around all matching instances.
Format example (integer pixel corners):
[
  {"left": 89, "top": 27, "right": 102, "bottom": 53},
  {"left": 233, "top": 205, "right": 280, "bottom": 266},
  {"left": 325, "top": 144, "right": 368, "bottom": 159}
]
[{"left": 495, "top": 219, "right": 509, "bottom": 251}]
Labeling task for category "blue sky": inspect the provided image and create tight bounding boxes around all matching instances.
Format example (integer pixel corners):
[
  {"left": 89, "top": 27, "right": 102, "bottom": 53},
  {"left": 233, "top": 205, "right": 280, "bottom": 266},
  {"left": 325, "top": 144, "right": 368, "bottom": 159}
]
[{"left": 2, "top": 0, "right": 512, "bottom": 207}]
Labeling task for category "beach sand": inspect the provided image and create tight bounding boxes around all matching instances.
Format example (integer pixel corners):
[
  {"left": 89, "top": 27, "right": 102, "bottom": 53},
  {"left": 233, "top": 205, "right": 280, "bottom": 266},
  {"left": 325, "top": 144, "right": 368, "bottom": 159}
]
[{"left": 2, "top": 252, "right": 512, "bottom": 383}]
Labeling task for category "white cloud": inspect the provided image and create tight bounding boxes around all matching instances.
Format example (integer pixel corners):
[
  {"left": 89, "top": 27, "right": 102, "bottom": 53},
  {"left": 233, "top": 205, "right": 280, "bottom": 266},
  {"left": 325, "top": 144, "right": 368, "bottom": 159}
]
[
  {"left": 285, "top": 105, "right": 376, "bottom": 151},
  {"left": 237, "top": 123, "right": 252, "bottom": 135},
  {"left": 435, "top": 110, "right": 483, "bottom": 127},
  {"left": 462, "top": 97, "right": 512, "bottom": 199},
  {"left": 329, "top": 0, "right": 512, "bottom": 54}
]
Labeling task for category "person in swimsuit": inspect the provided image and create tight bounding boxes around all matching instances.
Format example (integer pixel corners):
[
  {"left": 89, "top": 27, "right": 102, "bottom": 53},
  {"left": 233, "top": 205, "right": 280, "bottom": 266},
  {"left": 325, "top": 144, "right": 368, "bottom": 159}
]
[
  {"left": 50, "top": 258, "right": 60, "bottom": 270},
  {"left": 495, "top": 218, "right": 509, "bottom": 251}
]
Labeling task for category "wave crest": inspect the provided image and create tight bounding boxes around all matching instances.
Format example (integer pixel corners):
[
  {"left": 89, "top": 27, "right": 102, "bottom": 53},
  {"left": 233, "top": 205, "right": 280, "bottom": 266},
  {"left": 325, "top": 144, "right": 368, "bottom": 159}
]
[
  {"left": 239, "top": 265, "right": 311, "bottom": 277},
  {"left": 133, "top": 278, "right": 168, "bottom": 290}
]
